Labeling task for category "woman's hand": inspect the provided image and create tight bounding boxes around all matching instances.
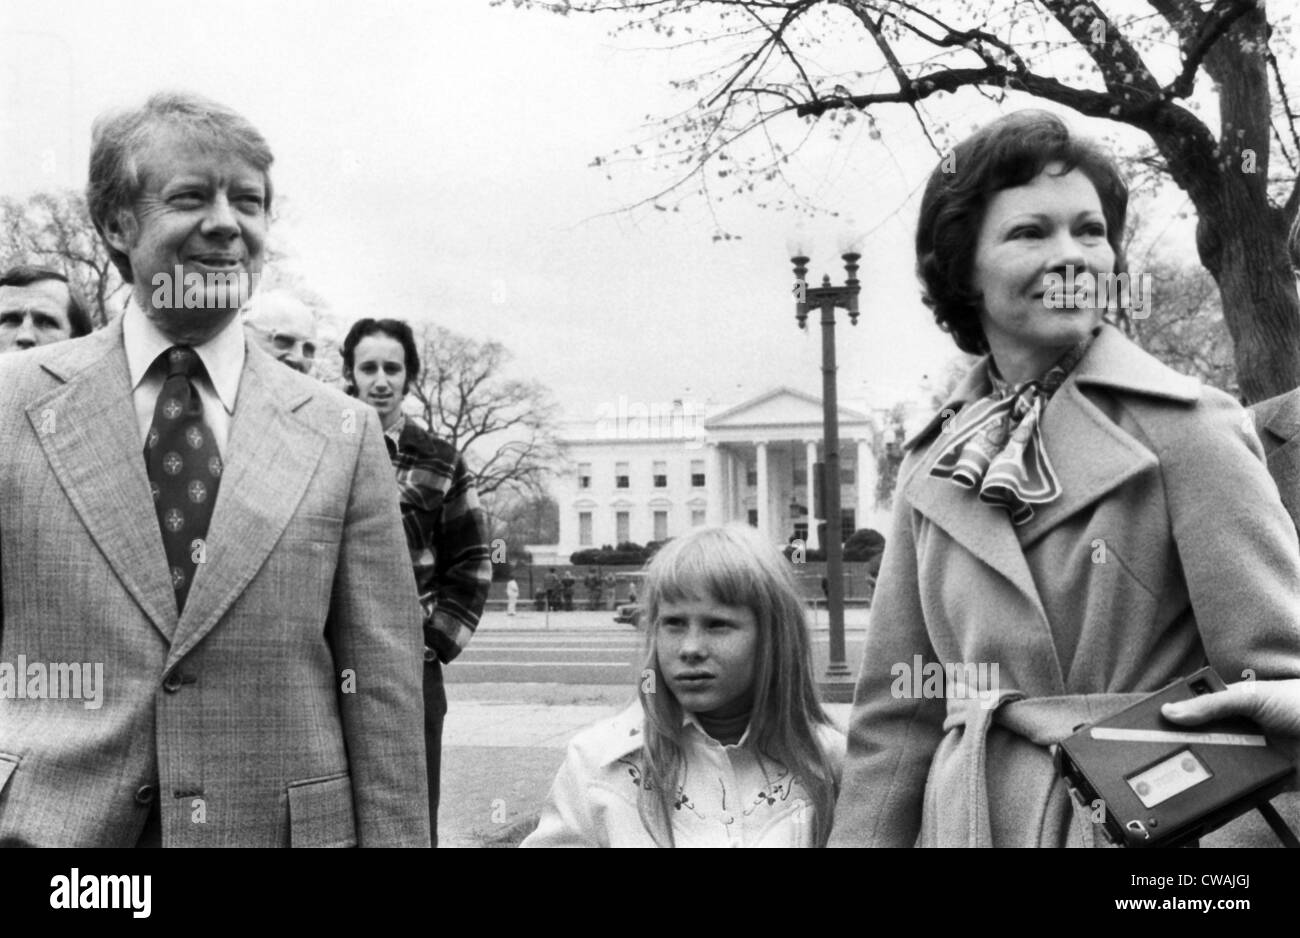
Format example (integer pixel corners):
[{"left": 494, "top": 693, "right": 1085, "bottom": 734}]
[{"left": 1162, "top": 680, "right": 1300, "bottom": 772}]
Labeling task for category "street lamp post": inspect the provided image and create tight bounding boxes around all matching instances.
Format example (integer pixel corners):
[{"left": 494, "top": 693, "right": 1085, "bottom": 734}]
[{"left": 792, "top": 250, "right": 860, "bottom": 698}]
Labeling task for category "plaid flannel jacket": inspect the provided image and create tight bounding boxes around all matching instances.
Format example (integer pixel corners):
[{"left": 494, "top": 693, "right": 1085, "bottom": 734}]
[{"left": 386, "top": 418, "right": 492, "bottom": 663}]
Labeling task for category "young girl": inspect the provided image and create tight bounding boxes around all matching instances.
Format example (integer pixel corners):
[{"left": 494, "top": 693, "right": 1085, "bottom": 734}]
[{"left": 522, "top": 524, "right": 844, "bottom": 847}]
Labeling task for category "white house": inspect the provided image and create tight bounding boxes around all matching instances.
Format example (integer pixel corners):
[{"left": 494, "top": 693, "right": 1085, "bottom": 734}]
[{"left": 536, "top": 387, "right": 895, "bottom": 564}]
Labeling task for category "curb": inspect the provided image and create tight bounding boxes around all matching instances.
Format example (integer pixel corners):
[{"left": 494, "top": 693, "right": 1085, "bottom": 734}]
[{"left": 481, "top": 811, "right": 541, "bottom": 848}]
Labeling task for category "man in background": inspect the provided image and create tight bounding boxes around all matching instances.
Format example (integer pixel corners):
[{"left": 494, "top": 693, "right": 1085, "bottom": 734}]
[
  {"left": 242, "top": 288, "right": 318, "bottom": 374},
  {"left": 0, "top": 265, "right": 92, "bottom": 353}
]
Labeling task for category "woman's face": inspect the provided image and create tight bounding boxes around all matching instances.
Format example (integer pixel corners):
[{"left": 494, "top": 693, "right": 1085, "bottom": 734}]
[
  {"left": 971, "top": 163, "right": 1115, "bottom": 383},
  {"left": 654, "top": 596, "right": 758, "bottom": 719},
  {"left": 350, "top": 333, "right": 408, "bottom": 427}
]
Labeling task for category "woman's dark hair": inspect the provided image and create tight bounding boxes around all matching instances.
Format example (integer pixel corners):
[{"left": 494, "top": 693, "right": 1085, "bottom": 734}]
[
  {"left": 915, "top": 109, "right": 1129, "bottom": 355},
  {"left": 340, "top": 318, "right": 420, "bottom": 395}
]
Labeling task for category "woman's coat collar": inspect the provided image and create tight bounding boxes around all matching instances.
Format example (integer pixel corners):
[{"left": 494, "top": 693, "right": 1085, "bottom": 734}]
[{"left": 905, "top": 324, "right": 1199, "bottom": 453}]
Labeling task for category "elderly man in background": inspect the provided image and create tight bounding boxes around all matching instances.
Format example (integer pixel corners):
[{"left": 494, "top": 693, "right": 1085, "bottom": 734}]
[
  {"left": 0, "top": 265, "right": 93, "bottom": 352},
  {"left": 0, "top": 90, "right": 429, "bottom": 847},
  {"left": 243, "top": 288, "right": 318, "bottom": 374}
]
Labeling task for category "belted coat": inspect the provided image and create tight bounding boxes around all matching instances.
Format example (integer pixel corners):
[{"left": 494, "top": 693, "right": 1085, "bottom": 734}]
[{"left": 829, "top": 325, "right": 1300, "bottom": 847}]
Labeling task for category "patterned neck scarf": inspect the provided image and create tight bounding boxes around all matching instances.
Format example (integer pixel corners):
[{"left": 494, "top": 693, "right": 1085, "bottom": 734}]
[{"left": 929, "top": 334, "right": 1096, "bottom": 525}]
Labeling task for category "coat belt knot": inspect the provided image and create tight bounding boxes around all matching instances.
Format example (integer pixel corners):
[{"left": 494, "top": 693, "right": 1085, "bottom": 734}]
[{"left": 939, "top": 691, "right": 1146, "bottom": 847}]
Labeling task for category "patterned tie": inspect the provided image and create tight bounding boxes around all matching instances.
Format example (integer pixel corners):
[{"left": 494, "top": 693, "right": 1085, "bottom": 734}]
[{"left": 144, "top": 346, "right": 223, "bottom": 613}]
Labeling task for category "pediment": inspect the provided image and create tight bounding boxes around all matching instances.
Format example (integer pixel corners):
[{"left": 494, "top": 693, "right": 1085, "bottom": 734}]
[{"left": 706, "top": 386, "right": 869, "bottom": 430}]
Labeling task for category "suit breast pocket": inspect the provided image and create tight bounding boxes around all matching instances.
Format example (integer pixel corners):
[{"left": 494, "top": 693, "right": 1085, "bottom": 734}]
[
  {"left": 287, "top": 772, "right": 357, "bottom": 847},
  {"left": 0, "top": 753, "right": 18, "bottom": 798},
  {"left": 277, "top": 513, "right": 345, "bottom": 585}
]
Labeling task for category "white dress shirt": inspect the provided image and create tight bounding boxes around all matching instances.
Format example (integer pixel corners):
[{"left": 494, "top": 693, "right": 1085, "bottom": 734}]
[{"left": 122, "top": 300, "right": 245, "bottom": 457}]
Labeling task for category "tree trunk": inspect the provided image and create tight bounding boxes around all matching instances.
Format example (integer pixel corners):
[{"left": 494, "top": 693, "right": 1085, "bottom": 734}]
[
  {"left": 1202, "top": 201, "right": 1300, "bottom": 404},
  {"left": 1140, "top": 6, "right": 1300, "bottom": 404}
]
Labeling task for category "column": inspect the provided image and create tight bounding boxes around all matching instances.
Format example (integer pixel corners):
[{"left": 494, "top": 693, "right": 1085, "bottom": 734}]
[
  {"left": 756, "top": 440, "right": 769, "bottom": 541},
  {"left": 706, "top": 442, "right": 725, "bottom": 526},
  {"left": 857, "top": 438, "right": 876, "bottom": 532},
  {"left": 805, "top": 440, "right": 819, "bottom": 550},
  {"left": 730, "top": 450, "right": 743, "bottom": 521}
]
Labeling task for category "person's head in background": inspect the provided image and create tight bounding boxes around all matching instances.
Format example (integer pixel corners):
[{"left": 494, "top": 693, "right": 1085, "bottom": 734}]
[
  {"left": 243, "top": 290, "right": 318, "bottom": 374},
  {"left": 636, "top": 523, "right": 836, "bottom": 846},
  {"left": 340, "top": 317, "right": 419, "bottom": 431},
  {"left": 0, "top": 265, "right": 92, "bottom": 353}
]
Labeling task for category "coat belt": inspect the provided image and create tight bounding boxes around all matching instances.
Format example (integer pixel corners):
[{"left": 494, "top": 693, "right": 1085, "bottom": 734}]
[{"left": 941, "top": 689, "right": 1147, "bottom": 847}]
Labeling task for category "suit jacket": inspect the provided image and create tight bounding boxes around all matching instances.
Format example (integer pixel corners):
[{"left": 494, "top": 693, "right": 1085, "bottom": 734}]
[
  {"left": 1252, "top": 388, "right": 1300, "bottom": 528},
  {"left": 828, "top": 325, "right": 1300, "bottom": 847},
  {"left": 0, "top": 317, "right": 430, "bottom": 846}
]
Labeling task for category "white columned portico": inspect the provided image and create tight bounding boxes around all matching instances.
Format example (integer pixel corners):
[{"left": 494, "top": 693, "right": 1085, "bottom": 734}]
[
  {"left": 706, "top": 442, "right": 725, "bottom": 526},
  {"left": 857, "top": 438, "right": 875, "bottom": 532},
  {"left": 755, "top": 440, "right": 770, "bottom": 541},
  {"left": 805, "top": 440, "right": 819, "bottom": 550}
]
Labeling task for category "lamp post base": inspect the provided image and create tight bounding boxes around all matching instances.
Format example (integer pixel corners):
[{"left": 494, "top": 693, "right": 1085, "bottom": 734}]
[{"left": 817, "top": 672, "right": 856, "bottom": 704}]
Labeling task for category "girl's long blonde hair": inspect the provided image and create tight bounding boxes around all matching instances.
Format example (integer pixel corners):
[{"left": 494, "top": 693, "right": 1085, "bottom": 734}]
[{"left": 635, "top": 524, "right": 838, "bottom": 846}]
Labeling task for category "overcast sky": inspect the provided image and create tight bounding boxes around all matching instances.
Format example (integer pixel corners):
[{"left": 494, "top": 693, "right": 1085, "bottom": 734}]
[{"left": 1, "top": 0, "right": 1214, "bottom": 425}]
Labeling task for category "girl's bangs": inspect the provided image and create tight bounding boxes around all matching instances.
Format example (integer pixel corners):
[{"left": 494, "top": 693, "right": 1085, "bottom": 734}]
[{"left": 647, "top": 529, "right": 771, "bottom": 613}]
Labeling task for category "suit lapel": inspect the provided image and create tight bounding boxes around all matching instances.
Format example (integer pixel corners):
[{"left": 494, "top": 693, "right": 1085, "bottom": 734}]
[
  {"left": 167, "top": 350, "right": 327, "bottom": 665},
  {"left": 26, "top": 321, "right": 179, "bottom": 642}
]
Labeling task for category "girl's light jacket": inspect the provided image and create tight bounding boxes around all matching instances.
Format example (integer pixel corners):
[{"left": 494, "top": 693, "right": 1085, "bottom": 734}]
[
  {"left": 523, "top": 700, "right": 845, "bottom": 847},
  {"left": 829, "top": 325, "right": 1300, "bottom": 848}
]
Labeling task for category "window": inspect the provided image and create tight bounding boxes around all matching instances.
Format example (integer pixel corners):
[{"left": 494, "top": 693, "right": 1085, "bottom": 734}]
[
  {"left": 747, "top": 509, "right": 758, "bottom": 527},
  {"left": 690, "top": 459, "right": 705, "bottom": 488},
  {"left": 653, "top": 461, "right": 668, "bottom": 488},
  {"left": 616, "top": 511, "right": 630, "bottom": 543},
  {"left": 841, "top": 464, "right": 856, "bottom": 485},
  {"left": 691, "top": 509, "right": 705, "bottom": 527},
  {"left": 578, "top": 512, "right": 593, "bottom": 546},
  {"left": 578, "top": 463, "right": 592, "bottom": 489},
  {"left": 793, "top": 521, "right": 808, "bottom": 542},
  {"left": 653, "top": 510, "right": 668, "bottom": 541},
  {"left": 615, "top": 461, "right": 630, "bottom": 489},
  {"left": 841, "top": 509, "right": 856, "bottom": 543},
  {"left": 746, "top": 468, "right": 757, "bottom": 486}
]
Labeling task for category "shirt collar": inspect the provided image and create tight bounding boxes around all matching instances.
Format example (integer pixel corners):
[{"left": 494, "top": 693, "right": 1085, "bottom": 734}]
[
  {"left": 384, "top": 412, "right": 407, "bottom": 447},
  {"left": 123, "top": 298, "right": 245, "bottom": 415}
]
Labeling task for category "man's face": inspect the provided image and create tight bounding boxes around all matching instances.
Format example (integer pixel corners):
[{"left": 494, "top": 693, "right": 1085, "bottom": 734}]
[
  {"left": 105, "top": 130, "right": 268, "bottom": 343},
  {"left": 246, "top": 304, "right": 317, "bottom": 373},
  {"left": 0, "top": 281, "right": 73, "bottom": 352}
]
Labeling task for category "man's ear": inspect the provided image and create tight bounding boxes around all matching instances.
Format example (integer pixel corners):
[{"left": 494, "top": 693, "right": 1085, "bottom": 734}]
[{"left": 101, "top": 209, "right": 138, "bottom": 255}]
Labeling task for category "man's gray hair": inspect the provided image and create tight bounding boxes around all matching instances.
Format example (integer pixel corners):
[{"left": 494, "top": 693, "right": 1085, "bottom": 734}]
[{"left": 87, "top": 91, "right": 274, "bottom": 284}]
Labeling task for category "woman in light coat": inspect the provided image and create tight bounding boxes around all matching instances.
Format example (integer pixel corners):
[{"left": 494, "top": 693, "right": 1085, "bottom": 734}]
[{"left": 829, "top": 110, "right": 1300, "bottom": 847}]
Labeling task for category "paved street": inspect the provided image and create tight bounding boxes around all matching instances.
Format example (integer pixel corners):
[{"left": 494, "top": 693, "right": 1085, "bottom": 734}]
[{"left": 447, "top": 605, "right": 871, "bottom": 686}]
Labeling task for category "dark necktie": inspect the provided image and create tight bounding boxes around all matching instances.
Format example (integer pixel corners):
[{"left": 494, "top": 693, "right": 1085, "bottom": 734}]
[{"left": 144, "top": 346, "right": 223, "bottom": 613}]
